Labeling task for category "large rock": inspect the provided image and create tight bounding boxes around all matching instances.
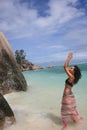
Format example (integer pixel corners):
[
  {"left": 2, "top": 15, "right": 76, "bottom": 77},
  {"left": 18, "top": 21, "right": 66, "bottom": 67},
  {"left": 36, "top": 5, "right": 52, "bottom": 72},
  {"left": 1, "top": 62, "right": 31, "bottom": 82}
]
[{"left": 0, "top": 32, "right": 27, "bottom": 94}]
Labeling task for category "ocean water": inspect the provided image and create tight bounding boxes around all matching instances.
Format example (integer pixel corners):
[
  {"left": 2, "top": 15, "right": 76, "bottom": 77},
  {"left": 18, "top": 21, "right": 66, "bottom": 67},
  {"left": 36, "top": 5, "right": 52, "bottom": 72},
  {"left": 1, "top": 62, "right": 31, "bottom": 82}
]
[{"left": 4, "top": 65, "right": 87, "bottom": 130}]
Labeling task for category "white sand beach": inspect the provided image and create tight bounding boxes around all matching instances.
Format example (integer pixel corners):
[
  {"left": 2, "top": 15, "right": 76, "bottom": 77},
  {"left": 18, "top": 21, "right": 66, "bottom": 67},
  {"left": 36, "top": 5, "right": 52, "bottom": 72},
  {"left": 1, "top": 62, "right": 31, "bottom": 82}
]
[{"left": 4, "top": 70, "right": 87, "bottom": 130}]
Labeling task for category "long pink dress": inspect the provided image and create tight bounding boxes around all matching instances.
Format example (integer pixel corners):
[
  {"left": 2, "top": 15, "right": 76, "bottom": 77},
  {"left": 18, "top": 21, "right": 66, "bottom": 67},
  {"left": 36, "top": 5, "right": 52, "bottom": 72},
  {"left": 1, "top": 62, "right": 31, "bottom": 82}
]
[{"left": 61, "top": 78, "right": 80, "bottom": 122}]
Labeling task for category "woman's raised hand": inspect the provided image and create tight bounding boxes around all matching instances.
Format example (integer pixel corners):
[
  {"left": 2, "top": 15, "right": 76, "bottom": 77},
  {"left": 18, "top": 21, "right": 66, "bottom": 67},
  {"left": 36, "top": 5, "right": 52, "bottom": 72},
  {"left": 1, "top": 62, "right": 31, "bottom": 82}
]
[{"left": 67, "top": 52, "right": 73, "bottom": 59}]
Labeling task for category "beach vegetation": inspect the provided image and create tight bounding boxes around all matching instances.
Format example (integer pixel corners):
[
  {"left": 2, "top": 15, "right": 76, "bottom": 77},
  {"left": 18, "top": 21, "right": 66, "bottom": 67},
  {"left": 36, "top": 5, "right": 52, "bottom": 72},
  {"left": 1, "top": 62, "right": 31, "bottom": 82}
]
[{"left": 15, "top": 49, "right": 26, "bottom": 65}]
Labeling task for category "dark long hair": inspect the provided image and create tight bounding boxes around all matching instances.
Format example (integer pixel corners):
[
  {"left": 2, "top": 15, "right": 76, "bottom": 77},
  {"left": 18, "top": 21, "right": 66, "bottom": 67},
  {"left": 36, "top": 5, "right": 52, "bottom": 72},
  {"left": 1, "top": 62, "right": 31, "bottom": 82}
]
[{"left": 74, "top": 65, "right": 81, "bottom": 84}]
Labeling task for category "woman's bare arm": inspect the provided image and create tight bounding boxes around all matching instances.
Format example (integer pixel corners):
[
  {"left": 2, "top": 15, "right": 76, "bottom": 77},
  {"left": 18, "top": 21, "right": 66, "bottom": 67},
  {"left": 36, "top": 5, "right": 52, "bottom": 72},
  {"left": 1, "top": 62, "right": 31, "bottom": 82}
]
[{"left": 64, "top": 53, "right": 74, "bottom": 79}]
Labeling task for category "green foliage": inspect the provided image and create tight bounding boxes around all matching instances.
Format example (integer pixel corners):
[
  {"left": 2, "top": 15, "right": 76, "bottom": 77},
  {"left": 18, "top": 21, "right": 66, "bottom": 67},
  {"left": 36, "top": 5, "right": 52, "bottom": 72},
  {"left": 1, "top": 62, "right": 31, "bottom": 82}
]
[{"left": 15, "top": 49, "right": 26, "bottom": 65}]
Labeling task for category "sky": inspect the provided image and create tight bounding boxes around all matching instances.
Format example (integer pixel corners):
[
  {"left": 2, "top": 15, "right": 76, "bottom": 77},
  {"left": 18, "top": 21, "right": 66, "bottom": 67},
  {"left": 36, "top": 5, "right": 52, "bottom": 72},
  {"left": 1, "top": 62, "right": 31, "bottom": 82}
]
[{"left": 0, "top": 0, "right": 87, "bottom": 66}]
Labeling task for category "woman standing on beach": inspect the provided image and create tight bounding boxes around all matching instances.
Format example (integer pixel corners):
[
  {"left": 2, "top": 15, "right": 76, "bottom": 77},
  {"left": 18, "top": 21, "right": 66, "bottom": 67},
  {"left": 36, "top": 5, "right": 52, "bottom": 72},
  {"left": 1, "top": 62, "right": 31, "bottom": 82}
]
[{"left": 61, "top": 53, "right": 83, "bottom": 130}]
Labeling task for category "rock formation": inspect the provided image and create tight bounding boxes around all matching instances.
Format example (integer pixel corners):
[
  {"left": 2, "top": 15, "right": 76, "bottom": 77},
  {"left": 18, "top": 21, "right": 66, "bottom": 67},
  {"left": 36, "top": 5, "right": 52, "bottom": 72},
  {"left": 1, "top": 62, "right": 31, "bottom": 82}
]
[
  {"left": 0, "top": 32, "right": 27, "bottom": 94},
  {"left": 22, "top": 61, "right": 44, "bottom": 71}
]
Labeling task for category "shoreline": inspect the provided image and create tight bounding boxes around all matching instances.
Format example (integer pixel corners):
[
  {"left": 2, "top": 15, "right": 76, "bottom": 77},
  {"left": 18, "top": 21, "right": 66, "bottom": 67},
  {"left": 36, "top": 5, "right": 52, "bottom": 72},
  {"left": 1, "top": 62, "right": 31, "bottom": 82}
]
[{"left": 4, "top": 70, "right": 87, "bottom": 130}]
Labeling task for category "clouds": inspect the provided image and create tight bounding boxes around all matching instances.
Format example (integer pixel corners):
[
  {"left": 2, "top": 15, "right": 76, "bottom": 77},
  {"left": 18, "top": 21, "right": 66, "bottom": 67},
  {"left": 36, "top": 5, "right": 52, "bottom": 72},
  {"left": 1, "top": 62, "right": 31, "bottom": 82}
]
[
  {"left": 0, "top": 0, "right": 87, "bottom": 65},
  {"left": 0, "top": 0, "right": 38, "bottom": 38},
  {"left": 0, "top": 0, "right": 85, "bottom": 38}
]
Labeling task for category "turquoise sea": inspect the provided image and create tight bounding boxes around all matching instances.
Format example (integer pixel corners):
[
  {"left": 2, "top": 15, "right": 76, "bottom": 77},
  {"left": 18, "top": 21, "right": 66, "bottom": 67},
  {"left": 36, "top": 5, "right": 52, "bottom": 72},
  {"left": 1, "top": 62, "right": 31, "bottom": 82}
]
[{"left": 5, "top": 63, "right": 87, "bottom": 130}]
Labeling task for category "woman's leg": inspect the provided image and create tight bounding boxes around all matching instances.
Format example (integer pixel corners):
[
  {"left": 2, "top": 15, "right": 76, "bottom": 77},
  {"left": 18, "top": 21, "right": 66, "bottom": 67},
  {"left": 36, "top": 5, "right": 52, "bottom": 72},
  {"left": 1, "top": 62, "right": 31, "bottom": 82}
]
[{"left": 61, "top": 119, "right": 67, "bottom": 130}]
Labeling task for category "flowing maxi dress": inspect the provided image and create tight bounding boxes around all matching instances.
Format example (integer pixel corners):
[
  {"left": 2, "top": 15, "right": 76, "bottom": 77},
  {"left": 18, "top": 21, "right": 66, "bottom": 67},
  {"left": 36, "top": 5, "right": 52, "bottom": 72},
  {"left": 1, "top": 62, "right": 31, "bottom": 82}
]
[{"left": 61, "top": 78, "right": 80, "bottom": 122}]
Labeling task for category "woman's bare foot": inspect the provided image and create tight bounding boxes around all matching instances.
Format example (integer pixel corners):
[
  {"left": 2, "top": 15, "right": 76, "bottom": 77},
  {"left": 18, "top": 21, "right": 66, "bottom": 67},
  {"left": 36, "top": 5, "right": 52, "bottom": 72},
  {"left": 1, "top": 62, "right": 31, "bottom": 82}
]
[
  {"left": 61, "top": 125, "right": 67, "bottom": 130},
  {"left": 78, "top": 116, "right": 83, "bottom": 123},
  {"left": 72, "top": 116, "right": 83, "bottom": 124}
]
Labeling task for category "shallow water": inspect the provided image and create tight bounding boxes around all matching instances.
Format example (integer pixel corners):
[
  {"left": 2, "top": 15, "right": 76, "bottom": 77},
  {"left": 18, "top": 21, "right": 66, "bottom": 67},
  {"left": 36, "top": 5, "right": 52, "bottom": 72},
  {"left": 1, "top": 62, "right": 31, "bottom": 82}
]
[{"left": 4, "top": 67, "right": 87, "bottom": 130}]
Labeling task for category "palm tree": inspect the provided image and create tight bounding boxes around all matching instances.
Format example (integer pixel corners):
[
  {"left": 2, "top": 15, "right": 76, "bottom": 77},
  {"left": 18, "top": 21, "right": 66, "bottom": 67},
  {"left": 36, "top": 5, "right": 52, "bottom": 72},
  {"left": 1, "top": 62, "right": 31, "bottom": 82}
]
[{"left": 15, "top": 49, "right": 26, "bottom": 65}]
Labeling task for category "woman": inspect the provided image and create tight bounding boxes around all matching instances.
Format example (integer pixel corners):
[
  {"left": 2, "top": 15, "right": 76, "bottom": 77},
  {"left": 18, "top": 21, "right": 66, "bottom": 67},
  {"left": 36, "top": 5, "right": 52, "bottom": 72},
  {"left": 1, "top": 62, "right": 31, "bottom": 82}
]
[
  {"left": 61, "top": 53, "right": 83, "bottom": 130},
  {"left": 0, "top": 93, "right": 16, "bottom": 129}
]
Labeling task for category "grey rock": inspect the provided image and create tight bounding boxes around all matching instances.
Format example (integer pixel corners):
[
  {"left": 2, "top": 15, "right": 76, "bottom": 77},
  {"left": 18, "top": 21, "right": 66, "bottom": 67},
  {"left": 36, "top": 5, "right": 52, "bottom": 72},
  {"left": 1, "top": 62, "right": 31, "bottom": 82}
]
[{"left": 0, "top": 32, "right": 27, "bottom": 94}]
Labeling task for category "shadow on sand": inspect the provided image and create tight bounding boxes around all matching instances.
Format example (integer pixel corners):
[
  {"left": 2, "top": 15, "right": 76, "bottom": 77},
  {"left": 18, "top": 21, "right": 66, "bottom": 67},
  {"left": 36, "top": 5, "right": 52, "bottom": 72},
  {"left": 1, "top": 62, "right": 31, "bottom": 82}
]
[
  {"left": 46, "top": 113, "right": 62, "bottom": 126},
  {"left": 46, "top": 113, "right": 76, "bottom": 129}
]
